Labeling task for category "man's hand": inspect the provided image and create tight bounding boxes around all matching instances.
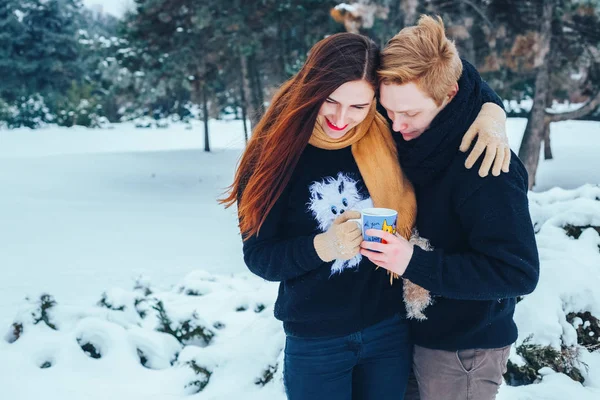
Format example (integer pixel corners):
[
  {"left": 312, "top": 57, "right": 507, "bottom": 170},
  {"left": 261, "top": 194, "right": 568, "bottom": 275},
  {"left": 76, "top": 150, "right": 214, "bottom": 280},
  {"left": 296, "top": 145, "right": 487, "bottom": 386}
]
[
  {"left": 459, "top": 102, "right": 510, "bottom": 177},
  {"left": 359, "top": 229, "right": 414, "bottom": 276}
]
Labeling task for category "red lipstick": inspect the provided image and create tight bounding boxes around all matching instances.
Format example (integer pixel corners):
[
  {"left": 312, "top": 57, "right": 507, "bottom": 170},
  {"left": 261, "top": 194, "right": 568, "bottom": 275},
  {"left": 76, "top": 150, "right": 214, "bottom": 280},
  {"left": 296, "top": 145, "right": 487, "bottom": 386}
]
[{"left": 325, "top": 118, "right": 348, "bottom": 131}]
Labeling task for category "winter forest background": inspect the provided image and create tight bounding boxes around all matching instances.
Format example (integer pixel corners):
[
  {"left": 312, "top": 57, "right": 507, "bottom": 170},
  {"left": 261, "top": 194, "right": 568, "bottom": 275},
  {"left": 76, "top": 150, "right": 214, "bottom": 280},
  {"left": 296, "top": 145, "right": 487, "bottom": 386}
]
[
  {"left": 0, "top": 0, "right": 599, "bottom": 186},
  {"left": 1, "top": 1, "right": 600, "bottom": 399}
]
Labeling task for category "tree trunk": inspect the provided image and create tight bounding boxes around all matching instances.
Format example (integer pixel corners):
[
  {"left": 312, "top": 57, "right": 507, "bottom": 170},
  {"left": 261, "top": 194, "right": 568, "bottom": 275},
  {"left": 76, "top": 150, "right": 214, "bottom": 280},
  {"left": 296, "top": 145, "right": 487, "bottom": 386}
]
[
  {"left": 249, "top": 54, "right": 265, "bottom": 121},
  {"left": 543, "top": 121, "right": 553, "bottom": 160},
  {"left": 458, "top": 2, "right": 476, "bottom": 63},
  {"left": 462, "top": 32, "right": 476, "bottom": 65},
  {"left": 517, "top": 0, "right": 553, "bottom": 190},
  {"left": 379, "top": 0, "right": 405, "bottom": 47},
  {"left": 519, "top": 75, "right": 548, "bottom": 190},
  {"left": 278, "top": 12, "right": 287, "bottom": 82},
  {"left": 202, "top": 83, "right": 210, "bottom": 152},
  {"left": 235, "top": 100, "right": 241, "bottom": 120},
  {"left": 402, "top": 0, "right": 418, "bottom": 27},
  {"left": 238, "top": 58, "right": 249, "bottom": 144},
  {"left": 240, "top": 55, "right": 261, "bottom": 129}
]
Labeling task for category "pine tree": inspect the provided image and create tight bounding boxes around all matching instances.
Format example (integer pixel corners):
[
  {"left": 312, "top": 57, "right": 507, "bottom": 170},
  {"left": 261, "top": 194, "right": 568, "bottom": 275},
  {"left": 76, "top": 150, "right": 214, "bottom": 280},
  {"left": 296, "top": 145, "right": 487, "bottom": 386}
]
[
  {"left": 122, "top": 0, "right": 227, "bottom": 150},
  {"left": 0, "top": 0, "right": 28, "bottom": 101},
  {"left": 77, "top": 8, "right": 125, "bottom": 122},
  {"left": 20, "top": 0, "right": 83, "bottom": 97}
]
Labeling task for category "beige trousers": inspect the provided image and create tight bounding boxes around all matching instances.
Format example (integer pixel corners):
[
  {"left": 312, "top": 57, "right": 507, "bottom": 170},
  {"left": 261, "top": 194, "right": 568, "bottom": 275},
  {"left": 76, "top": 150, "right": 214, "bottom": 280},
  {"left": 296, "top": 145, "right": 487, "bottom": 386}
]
[{"left": 405, "top": 345, "right": 511, "bottom": 400}]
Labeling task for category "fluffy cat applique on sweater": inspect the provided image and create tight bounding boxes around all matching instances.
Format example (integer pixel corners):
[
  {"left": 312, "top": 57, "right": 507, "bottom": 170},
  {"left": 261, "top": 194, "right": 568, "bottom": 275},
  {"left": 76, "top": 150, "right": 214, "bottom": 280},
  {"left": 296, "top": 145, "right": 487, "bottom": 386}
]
[{"left": 307, "top": 172, "right": 372, "bottom": 275}]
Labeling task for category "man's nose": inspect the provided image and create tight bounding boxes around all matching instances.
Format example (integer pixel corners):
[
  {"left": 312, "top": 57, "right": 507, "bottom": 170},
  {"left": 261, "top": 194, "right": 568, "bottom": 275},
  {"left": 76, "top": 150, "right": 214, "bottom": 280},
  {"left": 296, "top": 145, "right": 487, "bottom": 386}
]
[{"left": 393, "top": 117, "right": 408, "bottom": 132}]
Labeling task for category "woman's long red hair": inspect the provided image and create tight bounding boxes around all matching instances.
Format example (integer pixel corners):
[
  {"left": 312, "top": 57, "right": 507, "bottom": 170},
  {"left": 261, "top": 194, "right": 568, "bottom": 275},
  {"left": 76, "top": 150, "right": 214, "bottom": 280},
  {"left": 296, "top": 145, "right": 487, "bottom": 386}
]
[{"left": 220, "top": 33, "right": 380, "bottom": 239}]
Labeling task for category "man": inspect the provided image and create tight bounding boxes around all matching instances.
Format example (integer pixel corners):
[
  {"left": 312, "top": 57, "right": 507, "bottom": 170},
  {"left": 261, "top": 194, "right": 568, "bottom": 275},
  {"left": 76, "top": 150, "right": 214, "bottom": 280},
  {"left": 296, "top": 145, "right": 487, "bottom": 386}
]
[{"left": 361, "top": 15, "right": 540, "bottom": 400}]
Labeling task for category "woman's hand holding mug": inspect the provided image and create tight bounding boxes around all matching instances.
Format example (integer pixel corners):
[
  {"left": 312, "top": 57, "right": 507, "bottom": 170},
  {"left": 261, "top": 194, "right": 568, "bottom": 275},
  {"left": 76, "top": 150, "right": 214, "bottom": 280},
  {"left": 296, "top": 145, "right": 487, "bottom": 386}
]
[{"left": 313, "top": 210, "right": 363, "bottom": 262}]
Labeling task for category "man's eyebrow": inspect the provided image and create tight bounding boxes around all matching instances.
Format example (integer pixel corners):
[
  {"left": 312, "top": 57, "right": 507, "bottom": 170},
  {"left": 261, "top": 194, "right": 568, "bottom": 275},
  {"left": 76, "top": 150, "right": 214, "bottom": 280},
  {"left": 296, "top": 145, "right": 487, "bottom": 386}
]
[
  {"left": 327, "top": 97, "right": 370, "bottom": 107},
  {"left": 379, "top": 99, "right": 400, "bottom": 112},
  {"left": 380, "top": 102, "right": 419, "bottom": 113}
]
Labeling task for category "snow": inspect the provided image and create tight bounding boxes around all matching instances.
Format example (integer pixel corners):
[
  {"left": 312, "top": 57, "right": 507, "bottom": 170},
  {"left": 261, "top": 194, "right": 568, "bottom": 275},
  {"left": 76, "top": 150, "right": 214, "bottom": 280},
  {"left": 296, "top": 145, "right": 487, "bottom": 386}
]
[
  {"left": 334, "top": 3, "right": 357, "bottom": 13},
  {"left": 0, "top": 120, "right": 248, "bottom": 332},
  {"left": 1, "top": 118, "right": 600, "bottom": 399},
  {"left": 83, "top": 0, "right": 134, "bottom": 18},
  {"left": 504, "top": 99, "right": 588, "bottom": 114},
  {"left": 1, "top": 272, "right": 283, "bottom": 399},
  {"left": 507, "top": 118, "right": 600, "bottom": 191},
  {"left": 505, "top": 184, "right": 600, "bottom": 399}
]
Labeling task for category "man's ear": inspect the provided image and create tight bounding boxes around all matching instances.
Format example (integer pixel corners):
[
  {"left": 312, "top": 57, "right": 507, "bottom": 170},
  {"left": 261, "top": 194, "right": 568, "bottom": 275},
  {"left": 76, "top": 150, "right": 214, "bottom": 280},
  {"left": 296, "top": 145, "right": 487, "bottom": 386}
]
[{"left": 447, "top": 82, "right": 459, "bottom": 101}]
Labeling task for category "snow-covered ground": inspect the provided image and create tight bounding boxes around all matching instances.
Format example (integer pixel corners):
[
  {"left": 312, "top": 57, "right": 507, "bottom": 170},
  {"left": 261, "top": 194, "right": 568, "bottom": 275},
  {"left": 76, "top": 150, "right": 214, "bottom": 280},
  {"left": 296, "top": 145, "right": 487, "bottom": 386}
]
[
  {"left": 0, "top": 119, "right": 599, "bottom": 399},
  {"left": 507, "top": 118, "right": 600, "bottom": 192},
  {"left": 0, "top": 121, "right": 248, "bottom": 331}
]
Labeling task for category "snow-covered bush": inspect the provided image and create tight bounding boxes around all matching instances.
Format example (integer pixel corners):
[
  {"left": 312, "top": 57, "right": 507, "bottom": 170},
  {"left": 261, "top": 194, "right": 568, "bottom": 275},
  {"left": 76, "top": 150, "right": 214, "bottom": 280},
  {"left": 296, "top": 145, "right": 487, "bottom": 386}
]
[
  {"left": 0, "top": 91, "right": 112, "bottom": 129},
  {"left": 0, "top": 98, "right": 10, "bottom": 129},
  {"left": 2, "top": 271, "right": 282, "bottom": 396},
  {"left": 4, "top": 293, "right": 58, "bottom": 344},
  {"left": 54, "top": 98, "right": 108, "bottom": 128},
  {"left": 184, "top": 360, "right": 212, "bottom": 394},
  {"left": 119, "top": 101, "right": 196, "bottom": 128},
  {"left": 504, "top": 185, "right": 600, "bottom": 389},
  {"left": 150, "top": 299, "right": 214, "bottom": 346},
  {"left": 505, "top": 336, "right": 584, "bottom": 386},
  {"left": 4, "top": 95, "right": 52, "bottom": 129},
  {"left": 568, "top": 312, "right": 600, "bottom": 352}
]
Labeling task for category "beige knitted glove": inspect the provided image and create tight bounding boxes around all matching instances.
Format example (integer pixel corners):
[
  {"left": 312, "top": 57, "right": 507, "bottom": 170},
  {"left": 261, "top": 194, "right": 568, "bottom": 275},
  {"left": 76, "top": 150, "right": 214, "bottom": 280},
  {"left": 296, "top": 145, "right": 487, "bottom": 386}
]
[
  {"left": 459, "top": 102, "right": 510, "bottom": 178},
  {"left": 314, "top": 210, "right": 362, "bottom": 262}
]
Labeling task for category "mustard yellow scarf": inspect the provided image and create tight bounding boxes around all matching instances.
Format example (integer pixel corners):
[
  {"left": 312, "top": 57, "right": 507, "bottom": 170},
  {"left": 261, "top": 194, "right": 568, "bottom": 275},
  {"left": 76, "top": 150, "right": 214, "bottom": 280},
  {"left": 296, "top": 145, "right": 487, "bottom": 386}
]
[{"left": 309, "top": 103, "right": 416, "bottom": 240}]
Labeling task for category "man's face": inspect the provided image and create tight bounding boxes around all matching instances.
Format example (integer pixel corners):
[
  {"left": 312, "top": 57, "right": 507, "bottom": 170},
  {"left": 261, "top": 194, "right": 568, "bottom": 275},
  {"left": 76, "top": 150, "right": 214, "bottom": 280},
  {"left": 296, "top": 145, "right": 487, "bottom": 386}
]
[{"left": 379, "top": 82, "right": 452, "bottom": 141}]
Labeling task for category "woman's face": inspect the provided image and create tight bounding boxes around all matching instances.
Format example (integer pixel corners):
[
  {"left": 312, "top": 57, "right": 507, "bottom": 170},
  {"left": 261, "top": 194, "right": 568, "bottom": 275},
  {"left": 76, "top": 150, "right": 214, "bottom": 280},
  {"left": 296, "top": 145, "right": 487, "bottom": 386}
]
[{"left": 317, "top": 80, "right": 375, "bottom": 139}]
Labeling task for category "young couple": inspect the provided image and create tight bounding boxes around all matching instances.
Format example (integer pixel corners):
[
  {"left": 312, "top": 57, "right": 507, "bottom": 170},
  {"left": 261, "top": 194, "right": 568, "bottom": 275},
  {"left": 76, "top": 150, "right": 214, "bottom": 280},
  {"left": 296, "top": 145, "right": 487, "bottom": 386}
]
[{"left": 222, "top": 15, "right": 539, "bottom": 400}]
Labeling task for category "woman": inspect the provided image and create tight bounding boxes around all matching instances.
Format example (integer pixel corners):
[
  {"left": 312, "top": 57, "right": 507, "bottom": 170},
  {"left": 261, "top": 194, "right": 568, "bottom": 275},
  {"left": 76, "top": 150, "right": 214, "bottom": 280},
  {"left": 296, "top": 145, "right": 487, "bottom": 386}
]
[{"left": 220, "top": 33, "right": 506, "bottom": 399}]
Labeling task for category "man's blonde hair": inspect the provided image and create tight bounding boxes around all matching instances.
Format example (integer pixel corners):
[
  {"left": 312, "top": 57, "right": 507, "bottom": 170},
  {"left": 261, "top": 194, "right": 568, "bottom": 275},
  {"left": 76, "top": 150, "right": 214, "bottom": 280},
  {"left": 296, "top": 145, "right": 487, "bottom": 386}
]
[{"left": 379, "top": 15, "right": 463, "bottom": 106}]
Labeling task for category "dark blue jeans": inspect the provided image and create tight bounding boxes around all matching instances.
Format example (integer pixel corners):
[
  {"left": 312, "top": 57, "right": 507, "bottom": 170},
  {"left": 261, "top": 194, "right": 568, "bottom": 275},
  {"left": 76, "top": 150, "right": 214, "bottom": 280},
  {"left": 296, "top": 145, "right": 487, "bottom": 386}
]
[{"left": 283, "top": 314, "right": 412, "bottom": 400}]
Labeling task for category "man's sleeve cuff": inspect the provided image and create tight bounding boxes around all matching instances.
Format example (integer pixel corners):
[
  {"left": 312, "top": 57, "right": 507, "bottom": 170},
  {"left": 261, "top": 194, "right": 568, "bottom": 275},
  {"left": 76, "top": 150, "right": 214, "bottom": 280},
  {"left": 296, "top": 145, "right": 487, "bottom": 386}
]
[{"left": 402, "top": 246, "right": 438, "bottom": 288}]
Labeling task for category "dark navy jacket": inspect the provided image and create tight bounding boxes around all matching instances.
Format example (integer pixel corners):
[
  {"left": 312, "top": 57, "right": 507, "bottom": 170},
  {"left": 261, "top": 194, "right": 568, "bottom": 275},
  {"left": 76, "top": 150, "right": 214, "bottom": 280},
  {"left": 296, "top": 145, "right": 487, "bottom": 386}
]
[{"left": 398, "top": 60, "right": 540, "bottom": 350}]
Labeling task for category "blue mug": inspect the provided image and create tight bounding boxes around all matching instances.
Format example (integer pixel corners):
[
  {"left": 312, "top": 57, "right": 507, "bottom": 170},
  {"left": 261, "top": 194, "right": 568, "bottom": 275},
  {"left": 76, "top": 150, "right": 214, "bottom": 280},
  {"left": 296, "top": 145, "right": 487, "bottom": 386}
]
[{"left": 349, "top": 207, "right": 398, "bottom": 243}]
